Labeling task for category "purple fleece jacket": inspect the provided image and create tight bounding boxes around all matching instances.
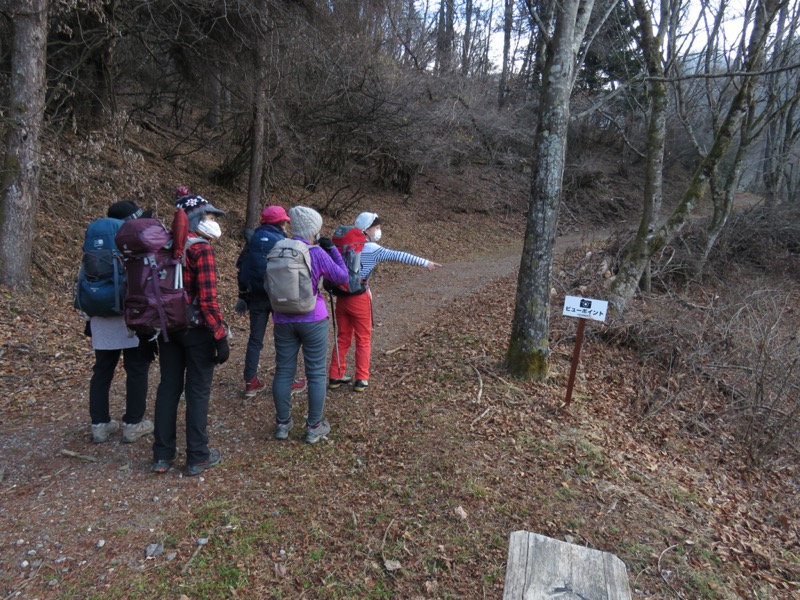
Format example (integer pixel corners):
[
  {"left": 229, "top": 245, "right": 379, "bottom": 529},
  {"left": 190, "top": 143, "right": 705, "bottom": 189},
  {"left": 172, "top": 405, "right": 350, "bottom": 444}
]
[{"left": 272, "top": 238, "right": 348, "bottom": 324}]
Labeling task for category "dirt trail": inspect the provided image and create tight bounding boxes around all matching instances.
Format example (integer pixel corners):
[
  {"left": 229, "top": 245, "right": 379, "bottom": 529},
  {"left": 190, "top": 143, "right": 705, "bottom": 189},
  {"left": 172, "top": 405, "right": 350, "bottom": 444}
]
[{"left": 370, "top": 229, "right": 612, "bottom": 355}]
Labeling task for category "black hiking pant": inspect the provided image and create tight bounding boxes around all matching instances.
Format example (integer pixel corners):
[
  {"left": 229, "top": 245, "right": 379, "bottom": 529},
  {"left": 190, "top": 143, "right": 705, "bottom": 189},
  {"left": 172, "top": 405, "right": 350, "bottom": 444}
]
[
  {"left": 152, "top": 328, "right": 216, "bottom": 466},
  {"left": 89, "top": 346, "right": 151, "bottom": 425}
]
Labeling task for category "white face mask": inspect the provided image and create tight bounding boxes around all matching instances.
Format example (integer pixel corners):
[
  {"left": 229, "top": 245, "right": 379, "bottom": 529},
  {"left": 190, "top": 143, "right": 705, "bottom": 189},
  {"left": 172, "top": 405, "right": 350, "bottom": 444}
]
[
  {"left": 371, "top": 229, "right": 382, "bottom": 242},
  {"left": 198, "top": 219, "right": 222, "bottom": 239}
]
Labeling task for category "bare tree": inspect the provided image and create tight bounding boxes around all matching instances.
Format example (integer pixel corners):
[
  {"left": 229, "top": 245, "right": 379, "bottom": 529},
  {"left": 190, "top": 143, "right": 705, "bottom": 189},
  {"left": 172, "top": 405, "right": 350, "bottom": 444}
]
[
  {"left": 1, "top": 0, "right": 48, "bottom": 288},
  {"left": 609, "top": 0, "right": 787, "bottom": 313},
  {"left": 247, "top": 0, "right": 271, "bottom": 230},
  {"left": 761, "top": 2, "right": 800, "bottom": 209},
  {"left": 498, "top": 0, "right": 514, "bottom": 109}
]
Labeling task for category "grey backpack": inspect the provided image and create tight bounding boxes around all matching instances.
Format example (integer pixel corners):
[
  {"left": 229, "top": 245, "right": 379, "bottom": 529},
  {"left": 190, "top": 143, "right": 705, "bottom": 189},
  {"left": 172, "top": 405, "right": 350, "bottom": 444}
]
[{"left": 265, "top": 239, "right": 316, "bottom": 314}]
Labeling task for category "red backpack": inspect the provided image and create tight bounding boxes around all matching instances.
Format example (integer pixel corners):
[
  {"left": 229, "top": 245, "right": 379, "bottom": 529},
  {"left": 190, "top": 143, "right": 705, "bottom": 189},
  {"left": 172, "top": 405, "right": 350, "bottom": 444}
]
[
  {"left": 115, "top": 210, "right": 205, "bottom": 341},
  {"left": 328, "top": 225, "right": 368, "bottom": 295}
]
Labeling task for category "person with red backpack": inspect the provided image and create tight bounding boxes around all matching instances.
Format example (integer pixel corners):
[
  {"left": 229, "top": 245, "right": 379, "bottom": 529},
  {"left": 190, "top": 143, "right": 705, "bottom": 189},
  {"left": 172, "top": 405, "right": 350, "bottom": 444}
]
[
  {"left": 151, "top": 194, "right": 230, "bottom": 476},
  {"left": 327, "top": 212, "right": 441, "bottom": 393},
  {"left": 83, "top": 200, "right": 156, "bottom": 444}
]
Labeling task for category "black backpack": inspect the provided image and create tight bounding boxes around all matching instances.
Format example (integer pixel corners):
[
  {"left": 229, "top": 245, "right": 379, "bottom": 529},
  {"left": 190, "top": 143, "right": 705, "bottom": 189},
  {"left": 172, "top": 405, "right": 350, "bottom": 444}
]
[{"left": 74, "top": 217, "right": 126, "bottom": 317}]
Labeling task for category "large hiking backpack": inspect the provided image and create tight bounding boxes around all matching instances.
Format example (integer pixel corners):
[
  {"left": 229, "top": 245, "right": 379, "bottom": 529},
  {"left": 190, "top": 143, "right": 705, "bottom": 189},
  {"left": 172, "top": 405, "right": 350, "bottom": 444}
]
[
  {"left": 329, "top": 225, "right": 368, "bottom": 295},
  {"left": 74, "top": 217, "right": 126, "bottom": 317},
  {"left": 115, "top": 211, "right": 206, "bottom": 340},
  {"left": 237, "top": 226, "right": 284, "bottom": 296},
  {"left": 265, "top": 239, "right": 316, "bottom": 314}
]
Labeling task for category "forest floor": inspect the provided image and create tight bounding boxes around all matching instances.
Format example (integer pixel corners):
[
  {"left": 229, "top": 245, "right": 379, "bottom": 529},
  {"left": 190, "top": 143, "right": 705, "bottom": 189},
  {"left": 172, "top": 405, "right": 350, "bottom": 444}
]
[{"left": 0, "top": 132, "right": 797, "bottom": 599}]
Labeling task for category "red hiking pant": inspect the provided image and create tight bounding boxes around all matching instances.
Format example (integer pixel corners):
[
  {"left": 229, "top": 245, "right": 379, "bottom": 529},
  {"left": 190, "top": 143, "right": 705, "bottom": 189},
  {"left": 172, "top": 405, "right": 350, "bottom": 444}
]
[{"left": 329, "top": 291, "right": 372, "bottom": 381}]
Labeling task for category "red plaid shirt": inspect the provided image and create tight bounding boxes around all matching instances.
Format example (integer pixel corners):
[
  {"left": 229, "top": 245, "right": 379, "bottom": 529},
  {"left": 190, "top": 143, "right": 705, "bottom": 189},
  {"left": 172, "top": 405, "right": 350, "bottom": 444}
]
[{"left": 184, "top": 239, "right": 226, "bottom": 340}]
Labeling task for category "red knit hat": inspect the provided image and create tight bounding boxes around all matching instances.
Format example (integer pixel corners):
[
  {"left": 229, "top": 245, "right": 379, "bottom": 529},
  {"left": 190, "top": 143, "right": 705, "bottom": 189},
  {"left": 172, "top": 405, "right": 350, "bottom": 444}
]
[{"left": 260, "top": 205, "right": 290, "bottom": 224}]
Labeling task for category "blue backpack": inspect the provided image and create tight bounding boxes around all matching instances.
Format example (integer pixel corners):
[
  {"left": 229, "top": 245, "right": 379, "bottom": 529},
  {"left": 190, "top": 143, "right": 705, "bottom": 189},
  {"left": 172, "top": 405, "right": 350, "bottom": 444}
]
[
  {"left": 237, "top": 224, "right": 285, "bottom": 297},
  {"left": 74, "top": 217, "right": 126, "bottom": 317}
]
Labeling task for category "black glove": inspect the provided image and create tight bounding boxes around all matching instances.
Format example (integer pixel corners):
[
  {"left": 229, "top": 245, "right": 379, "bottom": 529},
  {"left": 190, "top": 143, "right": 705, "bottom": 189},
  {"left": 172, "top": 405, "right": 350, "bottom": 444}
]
[
  {"left": 213, "top": 336, "right": 230, "bottom": 365},
  {"left": 235, "top": 297, "right": 248, "bottom": 315},
  {"left": 318, "top": 236, "right": 335, "bottom": 251}
]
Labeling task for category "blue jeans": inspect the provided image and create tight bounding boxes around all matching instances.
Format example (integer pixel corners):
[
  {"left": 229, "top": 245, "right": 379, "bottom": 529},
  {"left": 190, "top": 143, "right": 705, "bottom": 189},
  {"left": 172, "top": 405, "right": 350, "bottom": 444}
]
[
  {"left": 272, "top": 319, "right": 329, "bottom": 426},
  {"left": 244, "top": 294, "right": 271, "bottom": 381}
]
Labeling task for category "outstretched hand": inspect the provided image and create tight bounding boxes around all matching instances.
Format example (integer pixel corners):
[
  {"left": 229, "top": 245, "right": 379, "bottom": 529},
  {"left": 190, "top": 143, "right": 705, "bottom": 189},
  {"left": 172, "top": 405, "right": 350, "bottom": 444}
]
[{"left": 426, "top": 261, "right": 442, "bottom": 271}]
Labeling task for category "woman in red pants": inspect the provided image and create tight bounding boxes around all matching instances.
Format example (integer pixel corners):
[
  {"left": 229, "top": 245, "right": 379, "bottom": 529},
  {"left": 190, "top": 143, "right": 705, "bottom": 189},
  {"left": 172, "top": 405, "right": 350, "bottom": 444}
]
[{"left": 328, "top": 212, "right": 441, "bottom": 392}]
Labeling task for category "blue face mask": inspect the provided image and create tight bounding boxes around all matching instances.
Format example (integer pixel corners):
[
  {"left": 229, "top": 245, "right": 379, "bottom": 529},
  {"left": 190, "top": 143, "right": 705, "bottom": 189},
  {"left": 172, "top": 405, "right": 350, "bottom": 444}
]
[{"left": 372, "top": 229, "right": 382, "bottom": 242}]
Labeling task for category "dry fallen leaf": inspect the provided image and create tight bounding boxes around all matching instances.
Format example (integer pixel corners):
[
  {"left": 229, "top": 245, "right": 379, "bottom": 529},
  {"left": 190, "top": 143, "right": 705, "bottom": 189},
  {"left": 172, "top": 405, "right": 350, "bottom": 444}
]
[
  {"left": 384, "top": 559, "right": 402, "bottom": 571},
  {"left": 454, "top": 506, "right": 468, "bottom": 520}
]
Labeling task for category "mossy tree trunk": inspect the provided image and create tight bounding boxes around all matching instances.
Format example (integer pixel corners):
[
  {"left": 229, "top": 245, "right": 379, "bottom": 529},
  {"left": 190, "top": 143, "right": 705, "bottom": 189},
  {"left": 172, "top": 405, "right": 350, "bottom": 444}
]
[
  {"left": 0, "top": 0, "right": 48, "bottom": 288},
  {"left": 506, "top": 0, "right": 595, "bottom": 380}
]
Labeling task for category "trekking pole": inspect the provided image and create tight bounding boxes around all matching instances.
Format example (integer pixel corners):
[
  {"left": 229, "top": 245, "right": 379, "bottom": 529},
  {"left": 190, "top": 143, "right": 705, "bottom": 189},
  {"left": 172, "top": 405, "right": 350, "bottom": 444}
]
[{"left": 329, "top": 292, "right": 343, "bottom": 374}]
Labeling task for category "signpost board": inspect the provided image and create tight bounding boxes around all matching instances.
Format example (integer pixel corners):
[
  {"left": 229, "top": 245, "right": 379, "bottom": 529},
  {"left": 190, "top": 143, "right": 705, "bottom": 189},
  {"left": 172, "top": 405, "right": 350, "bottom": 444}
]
[
  {"left": 562, "top": 296, "right": 608, "bottom": 407},
  {"left": 562, "top": 296, "right": 609, "bottom": 322}
]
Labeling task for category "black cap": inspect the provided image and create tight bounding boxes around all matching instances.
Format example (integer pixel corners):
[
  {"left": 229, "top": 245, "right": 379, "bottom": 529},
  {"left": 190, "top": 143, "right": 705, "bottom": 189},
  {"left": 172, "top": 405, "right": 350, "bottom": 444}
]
[{"left": 108, "top": 200, "right": 151, "bottom": 220}]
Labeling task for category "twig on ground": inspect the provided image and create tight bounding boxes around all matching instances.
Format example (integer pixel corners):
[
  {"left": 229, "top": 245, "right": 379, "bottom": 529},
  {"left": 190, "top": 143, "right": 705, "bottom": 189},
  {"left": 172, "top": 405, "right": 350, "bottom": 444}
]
[
  {"left": 657, "top": 544, "right": 685, "bottom": 599},
  {"left": 471, "top": 406, "right": 493, "bottom": 426},
  {"left": 380, "top": 517, "right": 395, "bottom": 562},
  {"left": 182, "top": 543, "right": 205, "bottom": 574},
  {"left": 385, "top": 345, "right": 406, "bottom": 355},
  {"left": 471, "top": 365, "right": 484, "bottom": 403},
  {"left": 60, "top": 449, "right": 98, "bottom": 462}
]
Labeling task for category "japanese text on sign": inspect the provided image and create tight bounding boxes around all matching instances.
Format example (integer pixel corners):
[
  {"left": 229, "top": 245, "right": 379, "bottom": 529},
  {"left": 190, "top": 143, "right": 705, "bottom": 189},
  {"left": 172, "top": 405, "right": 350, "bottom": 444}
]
[{"left": 562, "top": 296, "right": 608, "bottom": 322}]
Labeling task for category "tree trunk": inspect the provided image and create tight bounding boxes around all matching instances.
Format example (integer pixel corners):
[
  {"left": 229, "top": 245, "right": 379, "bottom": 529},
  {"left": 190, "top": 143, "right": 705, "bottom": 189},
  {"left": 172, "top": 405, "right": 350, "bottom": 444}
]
[
  {"left": 247, "top": 0, "right": 270, "bottom": 231},
  {"left": 461, "top": 0, "right": 473, "bottom": 76},
  {"left": 498, "top": 0, "right": 513, "bottom": 109},
  {"left": 613, "top": 0, "right": 668, "bottom": 299},
  {"left": 506, "top": 0, "right": 593, "bottom": 380},
  {"left": 1, "top": 0, "right": 48, "bottom": 288}
]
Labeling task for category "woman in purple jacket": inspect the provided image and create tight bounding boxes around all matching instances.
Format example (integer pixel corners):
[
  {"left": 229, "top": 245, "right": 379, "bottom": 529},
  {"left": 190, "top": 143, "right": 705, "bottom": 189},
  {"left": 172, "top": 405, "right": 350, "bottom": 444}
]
[{"left": 272, "top": 206, "right": 348, "bottom": 444}]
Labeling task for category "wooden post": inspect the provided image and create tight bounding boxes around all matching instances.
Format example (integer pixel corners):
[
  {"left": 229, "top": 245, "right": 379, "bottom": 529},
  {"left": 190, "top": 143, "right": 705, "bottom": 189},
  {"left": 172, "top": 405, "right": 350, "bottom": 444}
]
[
  {"left": 564, "top": 318, "right": 587, "bottom": 407},
  {"left": 503, "top": 531, "right": 632, "bottom": 599}
]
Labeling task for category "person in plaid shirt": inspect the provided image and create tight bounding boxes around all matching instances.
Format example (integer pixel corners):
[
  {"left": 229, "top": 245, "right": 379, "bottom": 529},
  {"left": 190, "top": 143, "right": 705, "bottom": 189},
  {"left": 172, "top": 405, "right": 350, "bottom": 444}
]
[{"left": 152, "top": 192, "right": 230, "bottom": 477}]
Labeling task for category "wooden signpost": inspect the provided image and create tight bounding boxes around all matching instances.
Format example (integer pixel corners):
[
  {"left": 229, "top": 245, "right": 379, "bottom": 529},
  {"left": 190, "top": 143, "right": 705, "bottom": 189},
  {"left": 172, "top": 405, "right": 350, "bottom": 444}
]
[{"left": 562, "top": 296, "right": 608, "bottom": 408}]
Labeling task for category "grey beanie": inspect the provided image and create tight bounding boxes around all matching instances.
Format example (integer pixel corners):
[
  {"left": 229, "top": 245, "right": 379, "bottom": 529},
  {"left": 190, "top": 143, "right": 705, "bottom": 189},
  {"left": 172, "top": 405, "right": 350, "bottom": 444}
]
[{"left": 288, "top": 206, "right": 323, "bottom": 240}]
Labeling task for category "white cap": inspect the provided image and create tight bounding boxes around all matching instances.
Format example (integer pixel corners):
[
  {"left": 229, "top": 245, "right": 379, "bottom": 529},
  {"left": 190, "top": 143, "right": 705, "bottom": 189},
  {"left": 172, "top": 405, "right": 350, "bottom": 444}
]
[{"left": 354, "top": 212, "right": 379, "bottom": 231}]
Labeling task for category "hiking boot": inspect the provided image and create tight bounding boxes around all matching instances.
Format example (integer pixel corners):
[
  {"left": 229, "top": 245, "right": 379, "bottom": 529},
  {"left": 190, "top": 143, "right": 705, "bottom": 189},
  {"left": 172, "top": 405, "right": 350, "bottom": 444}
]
[
  {"left": 290, "top": 379, "right": 307, "bottom": 396},
  {"left": 91, "top": 420, "right": 119, "bottom": 443},
  {"left": 151, "top": 452, "right": 177, "bottom": 474},
  {"left": 353, "top": 379, "right": 369, "bottom": 392},
  {"left": 305, "top": 420, "right": 331, "bottom": 444},
  {"left": 244, "top": 375, "right": 267, "bottom": 398},
  {"left": 274, "top": 417, "right": 294, "bottom": 441},
  {"left": 184, "top": 449, "right": 221, "bottom": 476},
  {"left": 328, "top": 376, "right": 352, "bottom": 389},
  {"left": 122, "top": 419, "right": 154, "bottom": 443}
]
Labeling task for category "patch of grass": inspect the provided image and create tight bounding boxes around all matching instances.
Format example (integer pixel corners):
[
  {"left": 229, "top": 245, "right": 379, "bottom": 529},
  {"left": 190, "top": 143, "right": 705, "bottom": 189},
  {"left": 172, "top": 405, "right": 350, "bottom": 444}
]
[
  {"left": 685, "top": 568, "right": 726, "bottom": 598},
  {"left": 307, "top": 547, "right": 325, "bottom": 561},
  {"left": 466, "top": 477, "right": 490, "bottom": 499}
]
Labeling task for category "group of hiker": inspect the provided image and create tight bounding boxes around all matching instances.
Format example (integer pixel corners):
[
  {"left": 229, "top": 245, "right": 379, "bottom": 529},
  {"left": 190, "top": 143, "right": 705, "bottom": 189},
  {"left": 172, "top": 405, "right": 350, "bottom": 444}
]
[{"left": 77, "top": 188, "right": 440, "bottom": 476}]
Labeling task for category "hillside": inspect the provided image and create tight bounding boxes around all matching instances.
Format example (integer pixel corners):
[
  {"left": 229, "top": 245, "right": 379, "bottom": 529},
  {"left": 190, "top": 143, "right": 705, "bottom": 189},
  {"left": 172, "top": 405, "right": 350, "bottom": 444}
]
[{"left": 0, "top": 132, "right": 797, "bottom": 599}]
